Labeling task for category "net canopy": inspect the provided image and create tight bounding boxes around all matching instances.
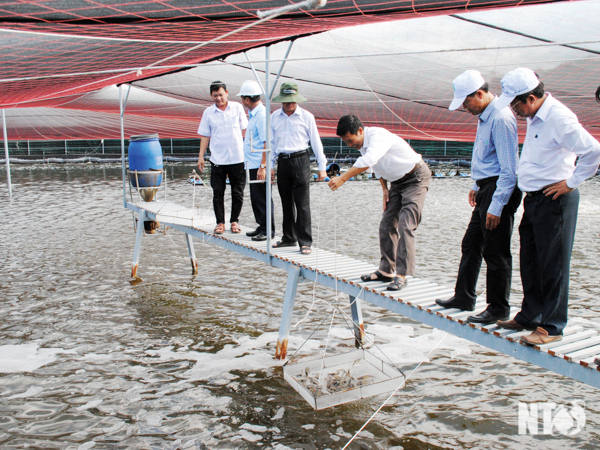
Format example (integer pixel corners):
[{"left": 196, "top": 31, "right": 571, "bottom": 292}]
[{"left": 1, "top": 0, "right": 599, "bottom": 142}]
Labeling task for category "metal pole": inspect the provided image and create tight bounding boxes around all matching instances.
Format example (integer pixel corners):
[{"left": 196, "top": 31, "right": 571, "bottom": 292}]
[
  {"left": 2, "top": 110, "right": 12, "bottom": 197},
  {"left": 65, "top": 140, "right": 67, "bottom": 155},
  {"left": 102, "top": 139, "right": 104, "bottom": 154},
  {"left": 120, "top": 86, "right": 127, "bottom": 207},
  {"left": 27, "top": 139, "right": 30, "bottom": 156},
  {"left": 171, "top": 137, "right": 173, "bottom": 154},
  {"left": 269, "top": 40, "right": 294, "bottom": 99},
  {"left": 265, "top": 46, "right": 273, "bottom": 260}
]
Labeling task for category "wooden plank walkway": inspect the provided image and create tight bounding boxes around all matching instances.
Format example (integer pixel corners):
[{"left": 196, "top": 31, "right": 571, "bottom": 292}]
[{"left": 128, "top": 200, "right": 600, "bottom": 389}]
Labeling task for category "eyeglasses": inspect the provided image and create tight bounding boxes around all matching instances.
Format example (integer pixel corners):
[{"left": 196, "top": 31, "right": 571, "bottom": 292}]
[{"left": 510, "top": 98, "right": 524, "bottom": 110}]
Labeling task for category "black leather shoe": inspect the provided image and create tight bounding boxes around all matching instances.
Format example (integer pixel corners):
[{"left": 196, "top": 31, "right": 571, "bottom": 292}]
[
  {"left": 251, "top": 234, "right": 267, "bottom": 241},
  {"left": 435, "top": 296, "right": 475, "bottom": 311},
  {"left": 467, "top": 310, "right": 510, "bottom": 325},
  {"left": 246, "top": 227, "right": 261, "bottom": 237}
]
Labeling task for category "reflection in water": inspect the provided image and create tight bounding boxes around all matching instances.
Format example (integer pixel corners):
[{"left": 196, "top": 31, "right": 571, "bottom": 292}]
[{"left": 0, "top": 164, "right": 599, "bottom": 449}]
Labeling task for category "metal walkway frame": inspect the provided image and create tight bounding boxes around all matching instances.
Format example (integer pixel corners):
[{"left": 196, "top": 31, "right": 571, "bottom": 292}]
[{"left": 126, "top": 200, "right": 600, "bottom": 390}]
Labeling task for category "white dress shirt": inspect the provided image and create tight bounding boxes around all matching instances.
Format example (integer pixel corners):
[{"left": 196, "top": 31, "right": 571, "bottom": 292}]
[
  {"left": 270, "top": 106, "right": 327, "bottom": 170},
  {"left": 518, "top": 93, "right": 600, "bottom": 192},
  {"left": 353, "top": 127, "right": 421, "bottom": 182},
  {"left": 198, "top": 101, "right": 248, "bottom": 165}
]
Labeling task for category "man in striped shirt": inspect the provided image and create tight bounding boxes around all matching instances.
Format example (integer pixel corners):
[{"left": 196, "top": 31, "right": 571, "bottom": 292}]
[{"left": 436, "top": 70, "right": 522, "bottom": 325}]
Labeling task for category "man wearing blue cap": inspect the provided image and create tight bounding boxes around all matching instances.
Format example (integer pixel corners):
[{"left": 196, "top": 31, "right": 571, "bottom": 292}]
[
  {"left": 436, "top": 70, "right": 521, "bottom": 325},
  {"left": 495, "top": 68, "right": 600, "bottom": 345}
]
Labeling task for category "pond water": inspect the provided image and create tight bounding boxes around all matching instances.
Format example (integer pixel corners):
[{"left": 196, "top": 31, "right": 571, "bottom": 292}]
[{"left": 1, "top": 164, "right": 599, "bottom": 449}]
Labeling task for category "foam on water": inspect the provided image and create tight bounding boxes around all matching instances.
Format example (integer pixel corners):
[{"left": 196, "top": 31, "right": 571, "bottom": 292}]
[{"left": 0, "top": 343, "right": 74, "bottom": 374}]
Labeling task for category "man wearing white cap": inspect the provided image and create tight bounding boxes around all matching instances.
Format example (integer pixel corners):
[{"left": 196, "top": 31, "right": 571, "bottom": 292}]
[
  {"left": 436, "top": 70, "right": 521, "bottom": 325},
  {"left": 495, "top": 68, "right": 600, "bottom": 345},
  {"left": 237, "top": 80, "right": 275, "bottom": 241}
]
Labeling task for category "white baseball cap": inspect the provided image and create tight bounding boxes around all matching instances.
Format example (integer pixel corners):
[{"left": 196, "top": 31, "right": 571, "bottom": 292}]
[
  {"left": 237, "top": 80, "right": 263, "bottom": 97},
  {"left": 495, "top": 67, "right": 539, "bottom": 110},
  {"left": 449, "top": 70, "right": 486, "bottom": 111}
]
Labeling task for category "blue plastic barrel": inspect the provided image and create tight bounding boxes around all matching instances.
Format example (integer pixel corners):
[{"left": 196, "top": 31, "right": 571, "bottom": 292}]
[{"left": 128, "top": 134, "right": 163, "bottom": 188}]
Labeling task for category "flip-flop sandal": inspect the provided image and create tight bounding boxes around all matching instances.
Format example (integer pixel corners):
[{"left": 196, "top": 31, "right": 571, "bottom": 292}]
[
  {"left": 231, "top": 222, "right": 241, "bottom": 233},
  {"left": 300, "top": 246, "right": 312, "bottom": 255},
  {"left": 387, "top": 276, "right": 407, "bottom": 291},
  {"left": 360, "top": 270, "right": 393, "bottom": 282},
  {"left": 214, "top": 223, "right": 225, "bottom": 235},
  {"left": 272, "top": 240, "right": 297, "bottom": 248}
]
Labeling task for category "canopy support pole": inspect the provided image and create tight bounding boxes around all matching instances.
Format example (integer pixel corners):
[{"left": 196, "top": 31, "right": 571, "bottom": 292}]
[
  {"left": 2, "top": 110, "right": 12, "bottom": 197},
  {"left": 269, "top": 40, "right": 294, "bottom": 99},
  {"left": 265, "top": 46, "right": 273, "bottom": 261},
  {"left": 120, "top": 84, "right": 131, "bottom": 208},
  {"left": 244, "top": 52, "right": 267, "bottom": 95}
]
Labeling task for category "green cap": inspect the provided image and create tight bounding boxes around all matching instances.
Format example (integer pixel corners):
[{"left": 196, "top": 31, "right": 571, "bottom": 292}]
[{"left": 272, "top": 82, "right": 307, "bottom": 103}]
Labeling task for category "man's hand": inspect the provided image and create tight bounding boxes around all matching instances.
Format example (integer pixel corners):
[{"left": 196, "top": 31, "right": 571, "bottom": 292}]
[
  {"left": 198, "top": 159, "right": 205, "bottom": 173},
  {"left": 316, "top": 170, "right": 327, "bottom": 182},
  {"left": 328, "top": 176, "right": 345, "bottom": 191},
  {"left": 468, "top": 190, "right": 477, "bottom": 207},
  {"left": 382, "top": 189, "right": 390, "bottom": 211},
  {"left": 271, "top": 169, "right": 275, "bottom": 182},
  {"left": 544, "top": 180, "right": 574, "bottom": 200},
  {"left": 257, "top": 167, "right": 266, "bottom": 181},
  {"left": 486, "top": 213, "right": 501, "bottom": 230}
]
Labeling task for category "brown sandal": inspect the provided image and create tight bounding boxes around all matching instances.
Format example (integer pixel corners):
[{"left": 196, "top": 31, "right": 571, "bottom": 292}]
[
  {"left": 231, "top": 222, "right": 241, "bottom": 233},
  {"left": 214, "top": 223, "right": 225, "bottom": 234}
]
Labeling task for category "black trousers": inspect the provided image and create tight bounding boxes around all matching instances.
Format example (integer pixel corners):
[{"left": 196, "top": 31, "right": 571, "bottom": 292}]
[
  {"left": 276, "top": 152, "right": 312, "bottom": 247},
  {"left": 514, "top": 189, "right": 579, "bottom": 335},
  {"left": 453, "top": 178, "right": 522, "bottom": 315},
  {"left": 249, "top": 168, "right": 275, "bottom": 236},
  {"left": 210, "top": 162, "right": 246, "bottom": 225}
]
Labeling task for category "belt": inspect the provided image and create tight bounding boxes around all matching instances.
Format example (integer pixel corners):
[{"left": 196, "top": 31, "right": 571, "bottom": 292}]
[
  {"left": 476, "top": 176, "right": 499, "bottom": 188},
  {"left": 278, "top": 149, "right": 309, "bottom": 160},
  {"left": 525, "top": 189, "right": 544, "bottom": 197},
  {"left": 392, "top": 162, "right": 422, "bottom": 184}
]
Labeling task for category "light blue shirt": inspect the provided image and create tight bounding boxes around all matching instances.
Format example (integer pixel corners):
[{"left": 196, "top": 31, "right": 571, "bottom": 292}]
[
  {"left": 472, "top": 97, "right": 519, "bottom": 217},
  {"left": 244, "top": 102, "right": 266, "bottom": 170}
]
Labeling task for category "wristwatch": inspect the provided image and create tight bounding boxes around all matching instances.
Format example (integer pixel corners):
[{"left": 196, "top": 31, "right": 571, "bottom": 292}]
[{"left": 259, "top": 164, "right": 266, "bottom": 169}]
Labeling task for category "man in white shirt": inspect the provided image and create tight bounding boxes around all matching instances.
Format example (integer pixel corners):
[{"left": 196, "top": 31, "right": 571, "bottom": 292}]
[
  {"left": 495, "top": 68, "right": 600, "bottom": 345},
  {"left": 197, "top": 81, "right": 248, "bottom": 235},
  {"left": 270, "top": 82, "right": 327, "bottom": 254},
  {"left": 328, "top": 114, "right": 431, "bottom": 291}
]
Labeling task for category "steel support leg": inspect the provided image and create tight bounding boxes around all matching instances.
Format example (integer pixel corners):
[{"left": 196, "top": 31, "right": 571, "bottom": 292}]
[
  {"left": 275, "top": 265, "right": 302, "bottom": 360},
  {"left": 185, "top": 233, "right": 199, "bottom": 275},
  {"left": 349, "top": 295, "right": 365, "bottom": 348},
  {"left": 131, "top": 211, "right": 146, "bottom": 278}
]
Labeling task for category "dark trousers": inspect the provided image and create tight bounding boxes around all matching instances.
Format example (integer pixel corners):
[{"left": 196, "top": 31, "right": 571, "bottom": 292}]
[
  {"left": 210, "top": 162, "right": 246, "bottom": 225},
  {"left": 453, "top": 178, "right": 522, "bottom": 315},
  {"left": 379, "top": 163, "right": 431, "bottom": 276},
  {"left": 276, "top": 152, "right": 312, "bottom": 247},
  {"left": 514, "top": 189, "right": 579, "bottom": 335},
  {"left": 249, "top": 168, "right": 275, "bottom": 236}
]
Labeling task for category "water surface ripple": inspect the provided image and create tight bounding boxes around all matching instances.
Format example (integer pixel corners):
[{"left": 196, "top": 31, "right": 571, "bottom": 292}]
[{"left": 1, "top": 164, "right": 599, "bottom": 449}]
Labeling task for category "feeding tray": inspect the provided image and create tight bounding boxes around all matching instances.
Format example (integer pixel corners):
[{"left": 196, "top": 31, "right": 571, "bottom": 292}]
[{"left": 283, "top": 349, "right": 405, "bottom": 410}]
